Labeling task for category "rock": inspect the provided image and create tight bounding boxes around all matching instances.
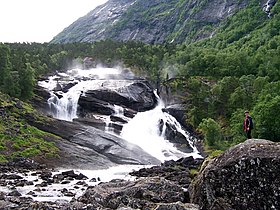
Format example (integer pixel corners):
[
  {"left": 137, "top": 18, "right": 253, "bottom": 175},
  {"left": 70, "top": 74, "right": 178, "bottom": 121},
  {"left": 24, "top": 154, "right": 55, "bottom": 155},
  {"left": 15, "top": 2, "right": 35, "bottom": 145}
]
[
  {"left": 153, "top": 202, "right": 199, "bottom": 210},
  {"left": 110, "top": 115, "right": 128, "bottom": 123},
  {"left": 77, "top": 177, "right": 186, "bottom": 209},
  {"left": 83, "top": 57, "right": 97, "bottom": 69},
  {"left": 27, "top": 116, "right": 161, "bottom": 169},
  {"left": 15, "top": 100, "right": 23, "bottom": 109},
  {"left": 61, "top": 170, "right": 78, "bottom": 178},
  {"left": 0, "top": 192, "right": 6, "bottom": 200},
  {"left": 78, "top": 94, "right": 116, "bottom": 115},
  {"left": 51, "top": 0, "right": 256, "bottom": 45},
  {"left": 73, "top": 117, "right": 107, "bottom": 130},
  {"left": 78, "top": 80, "right": 157, "bottom": 115},
  {"left": 31, "top": 85, "right": 51, "bottom": 114},
  {"left": 0, "top": 158, "right": 46, "bottom": 176},
  {"left": 162, "top": 105, "right": 186, "bottom": 128},
  {"left": 53, "top": 83, "right": 62, "bottom": 91},
  {"left": 189, "top": 139, "right": 280, "bottom": 210},
  {"left": 39, "top": 170, "right": 53, "bottom": 180},
  {"left": 0, "top": 174, "right": 23, "bottom": 180},
  {"left": 76, "top": 173, "right": 88, "bottom": 180},
  {"left": 159, "top": 119, "right": 194, "bottom": 154},
  {"left": 0, "top": 200, "right": 17, "bottom": 210},
  {"left": 7, "top": 190, "right": 21, "bottom": 197},
  {"left": 9, "top": 157, "right": 46, "bottom": 171},
  {"left": 130, "top": 156, "right": 204, "bottom": 196},
  {"left": 263, "top": 0, "right": 277, "bottom": 16},
  {"left": 61, "top": 82, "right": 78, "bottom": 93},
  {"left": 162, "top": 105, "right": 200, "bottom": 139}
]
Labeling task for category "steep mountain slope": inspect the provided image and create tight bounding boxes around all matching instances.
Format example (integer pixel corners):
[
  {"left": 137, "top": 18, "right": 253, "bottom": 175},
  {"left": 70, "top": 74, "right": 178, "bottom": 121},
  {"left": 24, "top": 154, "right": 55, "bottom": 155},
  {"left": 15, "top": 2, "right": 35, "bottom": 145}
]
[{"left": 51, "top": 0, "right": 274, "bottom": 44}]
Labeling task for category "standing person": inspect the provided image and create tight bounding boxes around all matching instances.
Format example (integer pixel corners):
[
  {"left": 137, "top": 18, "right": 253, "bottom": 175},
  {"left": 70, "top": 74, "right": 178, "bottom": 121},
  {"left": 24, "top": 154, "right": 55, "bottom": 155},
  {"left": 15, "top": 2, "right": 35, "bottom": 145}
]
[{"left": 243, "top": 110, "right": 253, "bottom": 139}]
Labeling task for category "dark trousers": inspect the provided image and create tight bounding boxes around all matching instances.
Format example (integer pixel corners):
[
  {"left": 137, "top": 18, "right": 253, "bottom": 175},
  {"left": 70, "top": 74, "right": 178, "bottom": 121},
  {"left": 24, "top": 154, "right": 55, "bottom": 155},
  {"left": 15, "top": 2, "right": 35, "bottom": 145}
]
[{"left": 246, "top": 129, "right": 252, "bottom": 139}]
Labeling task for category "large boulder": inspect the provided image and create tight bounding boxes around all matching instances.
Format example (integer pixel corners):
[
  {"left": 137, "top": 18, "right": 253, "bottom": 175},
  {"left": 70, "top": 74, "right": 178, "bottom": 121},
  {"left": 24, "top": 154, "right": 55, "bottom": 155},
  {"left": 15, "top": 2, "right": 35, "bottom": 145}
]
[
  {"left": 189, "top": 139, "right": 280, "bottom": 210},
  {"left": 78, "top": 80, "right": 157, "bottom": 115}
]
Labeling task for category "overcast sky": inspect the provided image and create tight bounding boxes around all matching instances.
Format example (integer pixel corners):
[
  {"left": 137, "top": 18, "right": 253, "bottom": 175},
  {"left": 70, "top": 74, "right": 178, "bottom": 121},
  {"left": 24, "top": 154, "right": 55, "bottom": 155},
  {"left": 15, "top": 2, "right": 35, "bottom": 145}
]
[{"left": 0, "top": 0, "right": 108, "bottom": 43}]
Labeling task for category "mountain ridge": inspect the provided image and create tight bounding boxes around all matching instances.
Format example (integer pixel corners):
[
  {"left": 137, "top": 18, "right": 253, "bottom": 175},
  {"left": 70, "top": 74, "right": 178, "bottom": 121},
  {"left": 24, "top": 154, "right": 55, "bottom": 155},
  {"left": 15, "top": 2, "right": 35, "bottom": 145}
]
[{"left": 51, "top": 0, "right": 274, "bottom": 44}]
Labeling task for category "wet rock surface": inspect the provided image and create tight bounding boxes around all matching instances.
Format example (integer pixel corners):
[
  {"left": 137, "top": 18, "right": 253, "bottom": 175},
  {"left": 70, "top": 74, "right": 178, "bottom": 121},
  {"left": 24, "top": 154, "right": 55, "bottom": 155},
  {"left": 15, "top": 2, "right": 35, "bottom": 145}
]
[
  {"left": 189, "top": 139, "right": 280, "bottom": 210},
  {"left": 78, "top": 80, "right": 157, "bottom": 115},
  {"left": 27, "top": 115, "right": 161, "bottom": 169},
  {"left": 33, "top": 67, "right": 200, "bottom": 169},
  {"left": 0, "top": 157, "right": 201, "bottom": 209}
]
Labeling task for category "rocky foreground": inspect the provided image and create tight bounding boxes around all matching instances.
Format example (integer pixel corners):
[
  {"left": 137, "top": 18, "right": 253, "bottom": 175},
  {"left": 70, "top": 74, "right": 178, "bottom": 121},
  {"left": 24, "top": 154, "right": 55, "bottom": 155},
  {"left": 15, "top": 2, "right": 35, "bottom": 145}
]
[{"left": 0, "top": 139, "right": 279, "bottom": 209}]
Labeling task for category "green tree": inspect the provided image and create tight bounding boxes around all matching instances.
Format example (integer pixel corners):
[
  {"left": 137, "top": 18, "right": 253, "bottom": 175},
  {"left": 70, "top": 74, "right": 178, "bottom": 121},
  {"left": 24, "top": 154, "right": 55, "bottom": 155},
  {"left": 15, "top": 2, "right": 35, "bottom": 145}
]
[
  {"left": 185, "top": 77, "right": 211, "bottom": 127},
  {"left": 19, "top": 63, "right": 36, "bottom": 100},
  {"left": 229, "top": 75, "right": 255, "bottom": 110},
  {"left": 229, "top": 108, "right": 248, "bottom": 144},
  {"left": 211, "top": 76, "right": 239, "bottom": 116},
  {"left": 2, "top": 71, "right": 20, "bottom": 97},
  {"left": 0, "top": 44, "right": 12, "bottom": 87},
  {"left": 198, "top": 118, "right": 222, "bottom": 148},
  {"left": 253, "top": 95, "right": 280, "bottom": 141},
  {"left": 0, "top": 44, "right": 19, "bottom": 97}
]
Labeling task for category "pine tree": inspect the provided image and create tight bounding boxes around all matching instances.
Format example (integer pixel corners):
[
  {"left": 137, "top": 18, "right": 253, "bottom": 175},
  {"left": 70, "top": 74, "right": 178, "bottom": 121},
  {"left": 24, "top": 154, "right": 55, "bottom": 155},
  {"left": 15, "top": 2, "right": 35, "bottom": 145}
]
[
  {"left": 19, "top": 62, "right": 35, "bottom": 100},
  {"left": 0, "top": 44, "right": 19, "bottom": 96}
]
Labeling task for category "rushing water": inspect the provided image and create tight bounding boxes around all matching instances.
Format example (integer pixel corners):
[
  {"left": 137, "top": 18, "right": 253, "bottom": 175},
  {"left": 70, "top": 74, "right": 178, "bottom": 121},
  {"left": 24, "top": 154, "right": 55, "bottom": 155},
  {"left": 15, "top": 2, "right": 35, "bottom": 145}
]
[
  {"left": 121, "top": 94, "right": 201, "bottom": 161},
  {"left": 6, "top": 67, "right": 204, "bottom": 202},
  {"left": 0, "top": 165, "right": 148, "bottom": 203},
  {"left": 39, "top": 67, "right": 124, "bottom": 121},
  {"left": 39, "top": 67, "right": 201, "bottom": 162}
]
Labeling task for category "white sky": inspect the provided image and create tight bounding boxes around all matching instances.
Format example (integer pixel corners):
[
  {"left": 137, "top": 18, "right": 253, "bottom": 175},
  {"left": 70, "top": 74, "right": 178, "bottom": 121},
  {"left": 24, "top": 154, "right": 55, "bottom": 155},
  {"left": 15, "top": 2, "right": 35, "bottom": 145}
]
[{"left": 0, "top": 0, "right": 108, "bottom": 43}]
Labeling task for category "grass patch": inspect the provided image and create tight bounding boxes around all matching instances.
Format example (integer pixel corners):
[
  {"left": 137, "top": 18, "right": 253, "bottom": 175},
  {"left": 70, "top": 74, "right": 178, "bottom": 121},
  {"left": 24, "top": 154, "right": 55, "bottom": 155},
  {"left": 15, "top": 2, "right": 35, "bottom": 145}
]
[
  {"left": 190, "top": 168, "right": 199, "bottom": 178},
  {"left": 0, "top": 92, "right": 60, "bottom": 162},
  {"left": 0, "top": 154, "right": 8, "bottom": 163}
]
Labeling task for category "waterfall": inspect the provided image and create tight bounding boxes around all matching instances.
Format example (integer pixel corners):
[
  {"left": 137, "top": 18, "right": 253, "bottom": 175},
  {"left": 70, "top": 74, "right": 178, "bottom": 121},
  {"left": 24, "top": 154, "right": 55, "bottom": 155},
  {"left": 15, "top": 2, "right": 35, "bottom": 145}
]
[
  {"left": 121, "top": 94, "right": 201, "bottom": 162},
  {"left": 47, "top": 83, "right": 83, "bottom": 121},
  {"left": 39, "top": 67, "right": 201, "bottom": 162},
  {"left": 113, "top": 105, "right": 124, "bottom": 116},
  {"left": 38, "top": 67, "right": 122, "bottom": 121}
]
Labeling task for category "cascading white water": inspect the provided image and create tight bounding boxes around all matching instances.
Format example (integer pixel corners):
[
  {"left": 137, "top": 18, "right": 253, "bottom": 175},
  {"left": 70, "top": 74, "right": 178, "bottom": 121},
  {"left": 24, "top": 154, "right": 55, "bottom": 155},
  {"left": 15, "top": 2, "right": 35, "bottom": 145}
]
[
  {"left": 39, "top": 67, "right": 123, "bottom": 121},
  {"left": 47, "top": 82, "right": 84, "bottom": 121},
  {"left": 121, "top": 93, "right": 201, "bottom": 162},
  {"left": 31, "top": 67, "right": 203, "bottom": 203},
  {"left": 105, "top": 105, "right": 126, "bottom": 133},
  {"left": 113, "top": 104, "right": 124, "bottom": 116},
  {"left": 39, "top": 67, "right": 201, "bottom": 162}
]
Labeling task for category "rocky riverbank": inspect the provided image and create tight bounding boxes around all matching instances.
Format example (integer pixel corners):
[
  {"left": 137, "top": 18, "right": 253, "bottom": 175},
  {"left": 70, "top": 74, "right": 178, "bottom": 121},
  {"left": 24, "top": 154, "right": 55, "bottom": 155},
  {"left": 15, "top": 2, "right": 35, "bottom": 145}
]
[
  {"left": 0, "top": 156, "right": 202, "bottom": 209},
  {"left": 1, "top": 139, "right": 279, "bottom": 209}
]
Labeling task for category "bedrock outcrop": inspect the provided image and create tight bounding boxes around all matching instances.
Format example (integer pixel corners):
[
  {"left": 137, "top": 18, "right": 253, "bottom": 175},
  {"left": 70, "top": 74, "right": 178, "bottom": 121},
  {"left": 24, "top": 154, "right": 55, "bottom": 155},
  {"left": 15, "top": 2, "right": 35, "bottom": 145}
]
[
  {"left": 26, "top": 114, "right": 161, "bottom": 169},
  {"left": 78, "top": 80, "right": 157, "bottom": 115},
  {"left": 189, "top": 139, "right": 280, "bottom": 210}
]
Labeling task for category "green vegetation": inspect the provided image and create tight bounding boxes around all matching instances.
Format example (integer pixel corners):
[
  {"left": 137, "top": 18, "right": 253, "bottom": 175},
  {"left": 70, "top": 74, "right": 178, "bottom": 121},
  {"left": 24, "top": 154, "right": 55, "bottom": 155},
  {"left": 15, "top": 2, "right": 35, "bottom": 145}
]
[
  {"left": 0, "top": 0, "right": 279, "bottom": 156},
  {"left": 0, "top": 92, "right": 59, "bottom": 162}
]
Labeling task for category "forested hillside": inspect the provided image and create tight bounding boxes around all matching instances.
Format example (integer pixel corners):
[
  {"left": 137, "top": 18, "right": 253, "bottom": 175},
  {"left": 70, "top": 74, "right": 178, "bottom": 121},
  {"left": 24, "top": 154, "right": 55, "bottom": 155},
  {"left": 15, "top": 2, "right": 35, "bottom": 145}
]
[{"left": 0, "top": 0, "right": 279, "bottom": 159}]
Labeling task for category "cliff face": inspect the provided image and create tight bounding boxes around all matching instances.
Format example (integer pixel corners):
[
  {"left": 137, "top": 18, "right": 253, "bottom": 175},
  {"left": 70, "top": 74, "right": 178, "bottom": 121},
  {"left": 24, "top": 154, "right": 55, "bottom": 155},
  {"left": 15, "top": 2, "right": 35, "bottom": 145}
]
[
  {"left": 50, "top": 0, "right": 272, "bottom": 44},
  {"left": 51, "top": 0, "right": 135, "bottom": 43}
]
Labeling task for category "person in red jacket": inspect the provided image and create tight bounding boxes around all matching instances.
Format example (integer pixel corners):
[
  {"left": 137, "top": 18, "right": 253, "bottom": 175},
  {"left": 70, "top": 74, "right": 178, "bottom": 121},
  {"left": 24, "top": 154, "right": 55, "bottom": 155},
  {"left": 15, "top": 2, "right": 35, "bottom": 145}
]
[{"left": 244, "top": 110, "right": 253, "bottom": 139}]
